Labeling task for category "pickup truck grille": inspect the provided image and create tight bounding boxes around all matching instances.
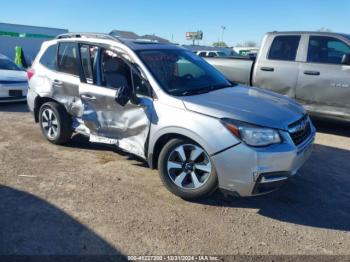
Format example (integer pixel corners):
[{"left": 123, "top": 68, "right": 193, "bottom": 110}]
[{"left": 288, "top": 115, "right": 311, "bottom": 146}]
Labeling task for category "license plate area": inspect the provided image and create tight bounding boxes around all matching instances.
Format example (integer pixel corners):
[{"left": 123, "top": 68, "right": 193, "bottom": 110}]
[{"left": 9, "top": 90, "right": 23, "bottom": 97}]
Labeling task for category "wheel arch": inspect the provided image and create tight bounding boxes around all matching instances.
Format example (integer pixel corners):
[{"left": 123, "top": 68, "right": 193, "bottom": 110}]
[
  {"left": 148, "top": 128, "right": 212, "bottom": 170},
  {"left": 34, "top": 96, "right": 61, "bottom": 122}
]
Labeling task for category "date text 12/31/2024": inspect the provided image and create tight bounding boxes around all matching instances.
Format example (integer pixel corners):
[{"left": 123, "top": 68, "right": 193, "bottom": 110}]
[{"left": 127, "top": 255, "right": 220, "bottom": 261}]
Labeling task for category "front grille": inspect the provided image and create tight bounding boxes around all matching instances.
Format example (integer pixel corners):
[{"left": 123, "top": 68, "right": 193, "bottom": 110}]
[{"left": 288, "top": 115, "right": 311, "bottom": 146}]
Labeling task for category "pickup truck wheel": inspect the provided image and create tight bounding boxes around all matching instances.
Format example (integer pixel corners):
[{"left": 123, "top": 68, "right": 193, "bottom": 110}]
[
  {"left": 158, "top": 138, "right": 218, "bottom": 200},
  {"left": 39, "top": 102, "right": 72, "bottom": 145}
]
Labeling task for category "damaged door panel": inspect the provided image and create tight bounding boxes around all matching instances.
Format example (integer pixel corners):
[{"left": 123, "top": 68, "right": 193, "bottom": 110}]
[
  {"left": 79, "top": 83, "right": 152, "bottom": 157},
  {"left": 78, "top": 46, "right": 152, "bottom": 158}
]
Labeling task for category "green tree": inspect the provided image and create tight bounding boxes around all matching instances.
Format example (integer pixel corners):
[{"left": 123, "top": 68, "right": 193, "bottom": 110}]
[{"left": 212, "top": 41, "right": 228, "bottom": 48}]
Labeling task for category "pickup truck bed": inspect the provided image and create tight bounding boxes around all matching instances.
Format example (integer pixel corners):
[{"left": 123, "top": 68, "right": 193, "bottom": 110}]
[{"left": 205, "top": 56, "right": 254, "bottom": 85}]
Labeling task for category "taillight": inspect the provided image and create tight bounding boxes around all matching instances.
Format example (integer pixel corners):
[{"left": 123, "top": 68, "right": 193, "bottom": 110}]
[{"left": 27, "top": 68, "right": 35, "bottom": 80}]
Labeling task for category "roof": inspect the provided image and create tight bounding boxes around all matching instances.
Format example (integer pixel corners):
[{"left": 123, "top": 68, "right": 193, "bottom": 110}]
[
  {"left": 110, "top": 30, "right": 139, "bottom": 39},
  {"left": 55, "top": 33, "right": 181, "bottom": 51},
  {"left": 109, "top": 30, "right": 171, "bottom": 44},
  {"left": 140, "top": 34, "right": 170, "bottom": 44},
  {"left": 119, "top": 38, "right": 180, "bottom": 51},
  {"left": 268, "top": 31, "right": 350, "bottom": 37},
  {"left": 0, "top": 22, "right": 68, "bottom": 36}
]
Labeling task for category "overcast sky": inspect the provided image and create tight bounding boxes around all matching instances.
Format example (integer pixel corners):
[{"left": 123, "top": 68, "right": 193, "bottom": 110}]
[{"left": 1, "top": 0, "right": 349, "bottom": 46}]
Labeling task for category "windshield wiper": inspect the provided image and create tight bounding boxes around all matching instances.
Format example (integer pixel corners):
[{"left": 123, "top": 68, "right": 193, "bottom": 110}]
[
  {"left": 209, "top": 83, "right": 233, "bottom": 91},
  {"left": 173, "top": 83, "right": 233, "bottom": 96},
  {"left": 178, "top": 88, "right": 213, "bottom": 96}
]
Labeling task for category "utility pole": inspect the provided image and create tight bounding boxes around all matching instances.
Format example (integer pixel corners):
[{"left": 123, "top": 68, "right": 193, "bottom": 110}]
[{"left": 221, "top": 26, "right": 226, "bottom": 43}]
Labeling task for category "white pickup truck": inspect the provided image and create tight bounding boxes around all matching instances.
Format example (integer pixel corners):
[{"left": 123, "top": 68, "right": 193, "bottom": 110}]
[{"left": 206, "top": 31, "right": 350, "bottom": 121}]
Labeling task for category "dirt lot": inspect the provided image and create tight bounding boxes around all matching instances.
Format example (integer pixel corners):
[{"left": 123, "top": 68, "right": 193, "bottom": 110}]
[{"left": 0, "top": 102, "right": 349, "bottom": 256}]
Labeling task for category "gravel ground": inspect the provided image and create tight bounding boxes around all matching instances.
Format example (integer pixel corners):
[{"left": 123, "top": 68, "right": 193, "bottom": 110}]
[{"left": 0, "top": 102, "right": 349, "bottom": 257}]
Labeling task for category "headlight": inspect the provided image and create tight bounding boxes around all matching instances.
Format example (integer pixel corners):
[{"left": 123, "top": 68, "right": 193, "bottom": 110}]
[{"left": 221, "top": 118, "right": 281, "bottom": 147}]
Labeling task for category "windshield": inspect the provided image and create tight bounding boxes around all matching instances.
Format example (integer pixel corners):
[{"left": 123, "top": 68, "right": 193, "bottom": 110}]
[
  {"left": 217, "top": 52, "right": 227, "bottom": 57},
  {"left": 137, "top": 49, "right": 232, "bottom": 96},
  {"left": 0, "top": 58, "right": 22, "bottom": 71},
  {"left": 342, "top": 34, "right": 350, "bottom": 41}
]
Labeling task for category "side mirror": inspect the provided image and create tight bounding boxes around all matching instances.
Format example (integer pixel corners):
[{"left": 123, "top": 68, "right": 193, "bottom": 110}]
[
  {"left": 341, "top": 54, "right": 350, "bottom": 65},
  {"left": 115, "top": 85, "right": 132, "bottom": 106}
]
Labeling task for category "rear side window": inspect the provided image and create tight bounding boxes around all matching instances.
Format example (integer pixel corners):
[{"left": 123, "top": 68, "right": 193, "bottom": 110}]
[
  {"left": 198, "top": 52, "right": 206, "bottom": 57},
  {"left": 57, "top": 42, "right": 79, "bottom": 76},
  {"left": 39, "top": 44, "right": 57, "bottom": 70},
  {"left": 208, "top": 52, "right": 217, "bottom": 57},
  {"left": 307, "top": 36, "right": 350, "bottom": 64},
  {"left": 268, "top": 35, "right": 301, "bottom": 61}
]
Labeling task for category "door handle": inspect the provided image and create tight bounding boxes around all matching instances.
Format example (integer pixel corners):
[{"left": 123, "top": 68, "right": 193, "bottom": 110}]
[
  {"left": 261, "top": 67, "right": 274, "bottom": 72},
  {"left": 53, "top": 79, "right": 63, "bottom": 85},
  {"left": 81, "top": 94, "right": 96, "bottom": 101},
  {"left": 304, "top": 71, "right": 320, "bottom": 76}
]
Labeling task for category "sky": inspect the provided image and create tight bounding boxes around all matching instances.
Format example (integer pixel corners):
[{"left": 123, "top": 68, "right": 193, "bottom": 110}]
[{"left": 1, "top": 0, "right": 350, "bottom": 46}]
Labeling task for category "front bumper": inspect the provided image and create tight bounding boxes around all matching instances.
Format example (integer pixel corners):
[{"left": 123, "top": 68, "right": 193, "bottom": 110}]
[
  {"left": 211, "top": 125, "right": 316, "bottom": 197},
  {"left": 0, "top": 83, "right": 28, "bottom": 102}
]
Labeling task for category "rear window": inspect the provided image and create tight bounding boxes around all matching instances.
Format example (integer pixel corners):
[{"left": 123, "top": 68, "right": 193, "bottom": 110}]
[
  {"left": 57, "top": 42, "right": 79, "bottom": 76},
  {"left": 39, "top": 44, "right": 58, "bottom": 70},
  {"left": 0, "top": 58, "right": 22, "bottom": 71},
  {"left": 268, "top": 35, "right": 301, "bottom": 61}
]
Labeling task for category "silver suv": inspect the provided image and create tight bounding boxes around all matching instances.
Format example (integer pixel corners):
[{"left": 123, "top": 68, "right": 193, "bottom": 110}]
[{"left": 27, "top": 33, "right": 316, "bottom": 199}]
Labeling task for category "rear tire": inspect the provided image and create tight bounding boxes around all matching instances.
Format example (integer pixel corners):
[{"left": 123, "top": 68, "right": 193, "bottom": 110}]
[
  {"left": 39, "top": 102, "right": 72, "bottom": 145},
  {"left": 158, "top": 138, "right": 218, "bottom": 200}
]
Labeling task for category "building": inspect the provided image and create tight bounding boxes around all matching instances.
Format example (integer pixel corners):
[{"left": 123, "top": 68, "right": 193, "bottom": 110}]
[{"left": 0, "top": 22, "right": 68, "bottom": 65}]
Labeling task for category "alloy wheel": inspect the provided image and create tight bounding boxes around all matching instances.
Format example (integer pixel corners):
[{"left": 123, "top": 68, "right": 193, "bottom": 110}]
[
  {"left": 166, "top": 144, "right": 212, "bottom": 189},
  {"left": 41, "top": 108, "right": 59, "bottom": 139}
]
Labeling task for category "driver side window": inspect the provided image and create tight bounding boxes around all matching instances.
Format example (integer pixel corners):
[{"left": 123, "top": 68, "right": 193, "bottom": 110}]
[
  {"left": 100, "top": 49, "right": 132, "bottom": 90},
  {"left": 133, "top": 72, "right": 151, "bottom": 97}
]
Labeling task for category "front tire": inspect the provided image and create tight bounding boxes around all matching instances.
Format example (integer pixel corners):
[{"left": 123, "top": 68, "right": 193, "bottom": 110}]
[
  {"left": 39, "top": 102, "right": 72, "bottom": 145},
  {"left": 158, "top": 138, "right": 218, "bottom": 200}
]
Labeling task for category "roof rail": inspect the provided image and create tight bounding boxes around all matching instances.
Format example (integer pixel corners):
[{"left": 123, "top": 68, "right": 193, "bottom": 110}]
[{"left": 55, "top": 32, "right": 123, "bottom": 42}]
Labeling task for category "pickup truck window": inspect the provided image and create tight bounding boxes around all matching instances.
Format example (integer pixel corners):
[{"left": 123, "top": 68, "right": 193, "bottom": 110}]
[
  {"left": 268, "top": 35, "right": 301, "bottom": 61},
  {"left": 138, "top": 49, "right": 231, "bottom": 96},
  {"left": 307, "top": 36, "right": 350, "bottom": 65}
]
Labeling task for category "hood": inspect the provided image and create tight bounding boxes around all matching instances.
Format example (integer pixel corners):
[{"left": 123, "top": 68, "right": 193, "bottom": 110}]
[
  {"left": 181, "top": 85, "right": 306, "bottom": 130},
  {"left": 0, "top": 69, "right": 27, "bottom": 82}
]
